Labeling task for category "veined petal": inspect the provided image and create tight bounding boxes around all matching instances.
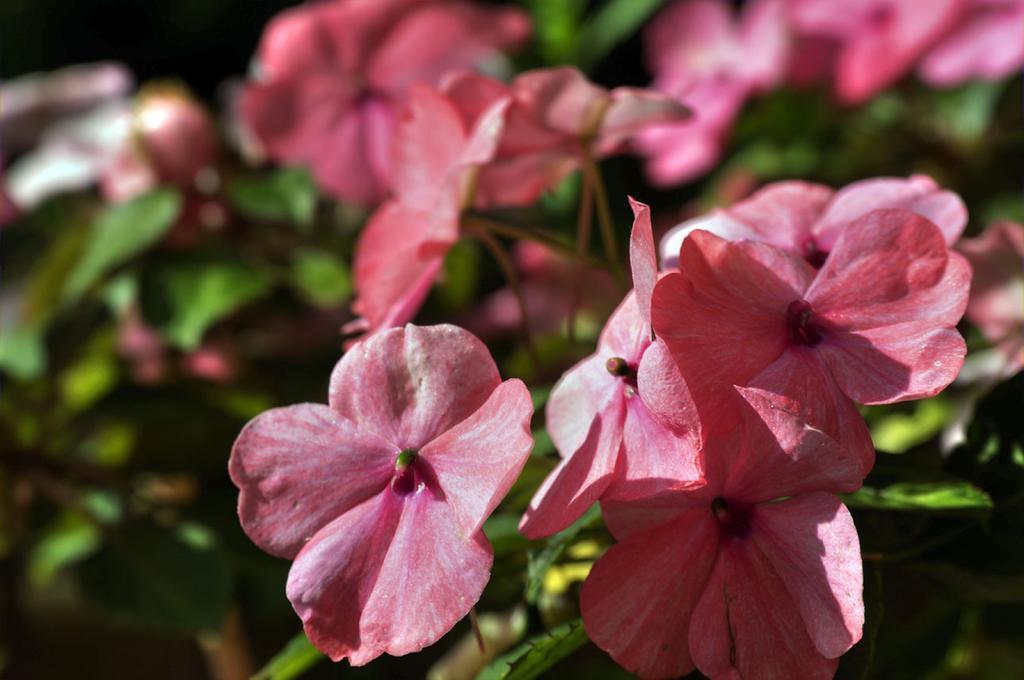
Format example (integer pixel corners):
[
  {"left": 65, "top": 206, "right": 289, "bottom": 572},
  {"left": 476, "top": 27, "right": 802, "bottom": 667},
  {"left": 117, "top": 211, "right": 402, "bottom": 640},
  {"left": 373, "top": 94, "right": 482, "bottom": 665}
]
[
  {"left": 230, "top": 404, "right": 394, "bottom": 558},
  {"left": 752, "top": 494, "right": 864, "bottom": 659},
  {"left": 581, "top": 509, "right": 718, "bottom": 679},
  {"left": 422, "top": 379, "right": 533, "bottom": 536},
  {"left": 330, "top": 324, "right": 501, "bottom": 450}
]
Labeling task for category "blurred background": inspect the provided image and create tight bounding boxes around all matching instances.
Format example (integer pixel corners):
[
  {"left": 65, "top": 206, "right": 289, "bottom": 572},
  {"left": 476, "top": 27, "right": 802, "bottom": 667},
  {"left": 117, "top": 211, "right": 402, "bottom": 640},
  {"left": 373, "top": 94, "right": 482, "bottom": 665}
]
[{"left": 2, "top": 1, "right": 1023, "bottom": 679}]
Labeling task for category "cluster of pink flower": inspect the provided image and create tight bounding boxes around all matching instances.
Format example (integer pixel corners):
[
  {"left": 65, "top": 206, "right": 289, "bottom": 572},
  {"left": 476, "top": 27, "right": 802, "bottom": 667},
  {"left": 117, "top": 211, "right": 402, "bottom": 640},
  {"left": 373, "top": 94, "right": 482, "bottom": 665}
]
[{"left": 224, "top": 0, "right": 1023, "bottom": 677}]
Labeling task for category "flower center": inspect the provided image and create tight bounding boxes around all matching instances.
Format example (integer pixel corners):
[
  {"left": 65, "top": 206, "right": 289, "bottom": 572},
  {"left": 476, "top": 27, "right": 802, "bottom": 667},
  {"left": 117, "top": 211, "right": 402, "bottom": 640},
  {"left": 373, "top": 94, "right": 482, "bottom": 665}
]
[
  {"left": 711, "top": 497, "right": 753, "bottom": 539},
  {"left": 786, "top": 299, "right": 824, "bottom": 347},
  {"left": 801, "top": 237, "right": 828, "bottom": 268},
  {"left": 605, "top": 356, "right": 638, "bottom": 397},
  {"left": 392, "top": 448, "right": 421, "bottom": 495}
]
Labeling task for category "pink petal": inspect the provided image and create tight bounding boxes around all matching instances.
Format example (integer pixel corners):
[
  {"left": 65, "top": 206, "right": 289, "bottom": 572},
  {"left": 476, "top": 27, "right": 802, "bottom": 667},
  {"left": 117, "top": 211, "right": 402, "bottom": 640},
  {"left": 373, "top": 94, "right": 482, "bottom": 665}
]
[
  {"left": 513, "top": 67, "right": 610, "bottom": 138},
  {"left": 255, "top": 3, "right": 344, "bottom": 80},
  {"left": 229, "top": 404, "right": 394, "bottom": 559},
  {"left": 581, "top": 508, "right": 718, "bottom": 679},
  {"left": 422, "top": 379, "right": 533, "bottom": 536},
  {"left": 752, "top": 493, "right": 864, "bottom": 659},
  {"left": 367, "top": 2, "right": 529, "bottom": 95},
  {"left": 738, "top": 0, "right": 792, "bottom": 89},
  {"left": 635, "top": 338, "right": 700, "bottom": 438},
  {"left": 595, "top": 88, "right": 691, "bottom": 154},
  {"left": 520, "top": 356, "right": 626, "bottom": 539},
  {"left": 920, "top": 3, "right": 1024, "bottom": 86},
  {"left": 834, "top": 0, "right": 961, "bottom": 104},
  {"left": 610, "top": 395, "right": 702, "bottom": 500},
  {"left": 329, "top": 324, "right": 502, "bottom": 450},
  {"left": 813, "top": 175, "right": 968, "bottom": 249},
  {"left": 689, "top": 538, "right": 839, "bottom": 679},
  {"left": 725, "top": 180, "right": 835, "bottom": 252},
  {"left": 350, "top": 202, "right": 445, "bottom": 334},
  {"left": 474, "top": 151, "right": 579, "bottom": 208},
  {"left": 288, "top": 490, "right": 492, "bottom": 665},
  {"left": 747, "top": 349, "right": 875, "bottom": 478},
  {"left": 645, "top": 0, "right": 739, "bottom": 82},
  {"left": 720, "top": 385, "right": 867, "bottom": 502},
  {"left": 628, "top": 198, "right": 658, "bottom": 327},
  {"left": 651, "top": 231, "right": 814, "bottom": 433},
  {"left": 958, "top": 220, "right": 1024, "bottom": 341}
]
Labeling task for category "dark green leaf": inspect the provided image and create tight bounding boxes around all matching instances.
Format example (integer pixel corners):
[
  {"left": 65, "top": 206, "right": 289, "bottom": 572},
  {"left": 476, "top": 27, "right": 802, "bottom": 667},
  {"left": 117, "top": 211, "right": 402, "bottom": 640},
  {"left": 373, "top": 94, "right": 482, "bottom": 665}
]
[
  {"left": 289, "top": 248, "right": 351, "bottom": 308},
  {"left": 0, "top": 325, "right": 46, "bottom": 380},
  {"left": 528, "top": 0, "right": 586, "bottom": 65},
  {"left": 525, "top": 504, "right": 601, "bottom": 603},
  {"left": 577, "top": 0, "right": 666, "bottom": 71},
  {"left": 147, "top": 259, "right": 271, "bottom": 350},
  {"left": 477, "top": 619, "right": 589, "bottom": 680},
  {"left": 870, "top": 398, "right": 951, "bottom": 454},
  {"left": 227, "top": 168, "right": 316, "bottom": 229},
  {"left": 252, "top": 632, "right": 325, "bottom": 680},
  {"left": 911, "top": 563, "right": 1024, "bottom": 604},
  {"left": 843, "top": 481, "right": 993, "bottom": 514},
  {"left": 78, "top": 521, "right": 232, "bottom": 634},
  {"left": 63, "top": 190, "right": 182, "bottom": 300}
]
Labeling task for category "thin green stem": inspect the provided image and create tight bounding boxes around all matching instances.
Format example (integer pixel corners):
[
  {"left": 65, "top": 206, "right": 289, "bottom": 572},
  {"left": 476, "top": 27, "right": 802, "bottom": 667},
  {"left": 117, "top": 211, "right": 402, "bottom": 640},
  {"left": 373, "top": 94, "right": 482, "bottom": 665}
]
[
  {"left": 463, "top": 222, "right": 540, "bottom": 371},
  {"left": 567, "top": 170, "right": 594, "bottom": 344},
  {"left": 462, "top": 215, "right": 606, "bottom": 270},
  {"left": 581, "top": 149, "right": 626, "bottom": 286}
]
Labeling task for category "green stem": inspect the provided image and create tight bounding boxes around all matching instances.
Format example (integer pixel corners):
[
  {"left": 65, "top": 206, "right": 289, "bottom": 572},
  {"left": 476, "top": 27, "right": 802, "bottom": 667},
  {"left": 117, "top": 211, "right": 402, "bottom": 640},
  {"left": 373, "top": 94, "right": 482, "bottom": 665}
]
[
  {"left": 462, "top": 215, "right": 605, "bottom": 270},
  {"left": 581, "top": 149, "right": 625, "bottom": 286},
  {"left": 567, "top": 170, "right": 594, "bottom": 344}
]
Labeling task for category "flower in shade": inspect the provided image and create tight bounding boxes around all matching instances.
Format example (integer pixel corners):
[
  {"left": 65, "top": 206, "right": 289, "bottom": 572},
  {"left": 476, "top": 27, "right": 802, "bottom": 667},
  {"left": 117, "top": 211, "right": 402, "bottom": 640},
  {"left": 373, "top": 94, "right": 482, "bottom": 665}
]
[
  {"left": 240, "top": 0, "right": 529, "bottom": 205},
  {"left": 957, "top": 220, "right": 1024, "bottom": 377},
  {"left": 229, "top": 324, "right": 533, "bottom": 664},
  {"left": 443, "top": 67, "right": 692, "bottom": 207},
  {"left": 581, "top": 386, "right": 865, "bottom": 679},
  {"left": 658, "top": 175, "right": 967, "bottom": 269},
  {"left": 788, "top": 0, "right": 961, "bottom": 103},
  {"left": 651, "top": 207, "right": 971, "bottom": 464},
  {"left": 345, "top": 84, "right": 510, "bottom": 341},
  {"left": 636, "top": 0, "right": 790, "bottom": 186},
  {"left": 519, "top": 199, "right": 702, "bottom": 538},
  {"left": 918, "top": 0, "right": 1024, "bottom": 87}
]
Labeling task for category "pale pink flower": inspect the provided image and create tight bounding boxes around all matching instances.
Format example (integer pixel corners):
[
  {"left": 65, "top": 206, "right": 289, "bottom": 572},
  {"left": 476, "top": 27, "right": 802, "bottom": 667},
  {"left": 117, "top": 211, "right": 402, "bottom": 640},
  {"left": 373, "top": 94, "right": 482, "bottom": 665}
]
[
  {"left": 581, "top": 387, "right": 865, "bottom": 679},
  {"left": 230, "top": 324, "right": 533, "bottom": 664},
  {"left": 919, "top": 0, "right": 1024, "bottom": 86},
  {"left": 659, "top": 175, "right": 967, "bottom": 268},
  {"left": 240, "top": 0, "right": 529, "bottom": 205},
  {"left": 636, "top": 0, "right": 790, "bottom": 186},
  {"left": 519, "top": 199, "right": 702, "bottom": 538}
]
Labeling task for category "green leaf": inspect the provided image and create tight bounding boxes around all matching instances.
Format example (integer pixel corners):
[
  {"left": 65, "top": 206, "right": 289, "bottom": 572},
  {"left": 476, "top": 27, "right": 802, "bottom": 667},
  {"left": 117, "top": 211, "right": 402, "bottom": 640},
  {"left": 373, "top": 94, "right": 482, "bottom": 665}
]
[
  {"left": 577, "top": 0, "right": 666, "bottom": 71},
  {"left": 477, "top": 619, "right": 589, "bottom": 680},
  {"left": 78, "top": 521, "right": 232, "bottom": 634},
  {"left": 147, "top": 259, "right": 271, "bottom": 350},
  {"left": 289, "top": 248, "right": 351, "bottom": 308},
  {"left": 63, "top": 190, "right": 182, "bottom": 300},
  {"left": 0, "top": 325, "right": 46, "bottom": 380},
  {"left": 930, "top": 80, "right": 1005, "bottom": 143},
  {"left": 484, "top": 514, "right": 534, "bottom": 557},
  {"left": 252, "top": 632, "right": 324, "bottom": 680},
  {"left": 843, "top": 481, "right": 993, "bottom": 514},
  {"left": 227, "top": 168, "right": 316, "bottom": 229},
  {"left": 28, "top": 513, "right": 102, "bottom": 587},
  {"left": 433, "top": 240, "right": 480, "bottom": 312},
  {"left": 870, "top": 398, "right": 951, "bottom": 453},
  {"left": 525, "top": 505, "right": 601, "bottom": 603},
  {"left": 528, "top": 0, "right": 586, "bottom": 65}
]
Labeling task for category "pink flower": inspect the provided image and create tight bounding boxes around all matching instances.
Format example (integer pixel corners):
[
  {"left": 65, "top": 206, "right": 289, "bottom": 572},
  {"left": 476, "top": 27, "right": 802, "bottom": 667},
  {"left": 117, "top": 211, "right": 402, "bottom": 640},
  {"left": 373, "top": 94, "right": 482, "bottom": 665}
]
[
  {"left": 957, "top": 220, "right": 1024, "bottom": 374},
  {"left": 519, "top": 199, "right": 702, "bottom": 538},
  {"left": 636, "top": 0, "right": 790, "bottom": 186},
  {"left": 346, "top": 84, "right": 510, "bottom": 340},
  {"left": 240, "top": 0, "right": 529, "bottom": 205},
  {"left": 919, "top": 0, "right": 1024, "bottom": 86},
  {"left": 444, "top": 67, "right": 691, "bottom": 207},
  {"left": 659, "top": 175, "right": 967, "bottom": 268},
  {"left": 652, "top": 207, "right": 970, "bottom": 463},
  {"left": 581, "top": 387, "right": 865, "bottom": 679},
  {"left": 229, "top": 324, "right": 533, "bottom": 664},
  {"left": 788, "top": 0, "right": 961, "bottom": 103}
]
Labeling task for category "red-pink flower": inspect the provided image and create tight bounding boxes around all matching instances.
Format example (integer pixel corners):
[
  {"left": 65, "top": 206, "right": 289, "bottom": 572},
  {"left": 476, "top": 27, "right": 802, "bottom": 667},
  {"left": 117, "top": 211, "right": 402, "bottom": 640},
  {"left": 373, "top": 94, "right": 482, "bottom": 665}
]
[
  {"left": 659, "top": 175, "right": 967, "bottom": 269},
  {"left": 919, "top": 0, "right": 1024, "bottom": 86},
  {"left": 519, "top": 199, "right": 701, "bottom": 538},
  {"left": 957, "top": 220, "right": 1024, "bottom": 375},
  {"left": 346, "top": 84, "right": 510, "bottom": 340},
  {"left": 581, "top": 387, "right": 865, "bottom": 679},
  {"left": 240, "top": 0, "right": 529, "bottom": 205},
  {"left": 229, "top": 324, "right": 533, "bottom": 664},
  {"left": 788, "top": 0, "right": 961, "bottom": 103},
  {"left": 636, "top": 0, "right": 790, "bottom": 186},
  {"left": 651, "top": 207, "right": 970, "bottom": 463},
  {"left": 444, "top": 67, "right": 691, "bottom": 207}
]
